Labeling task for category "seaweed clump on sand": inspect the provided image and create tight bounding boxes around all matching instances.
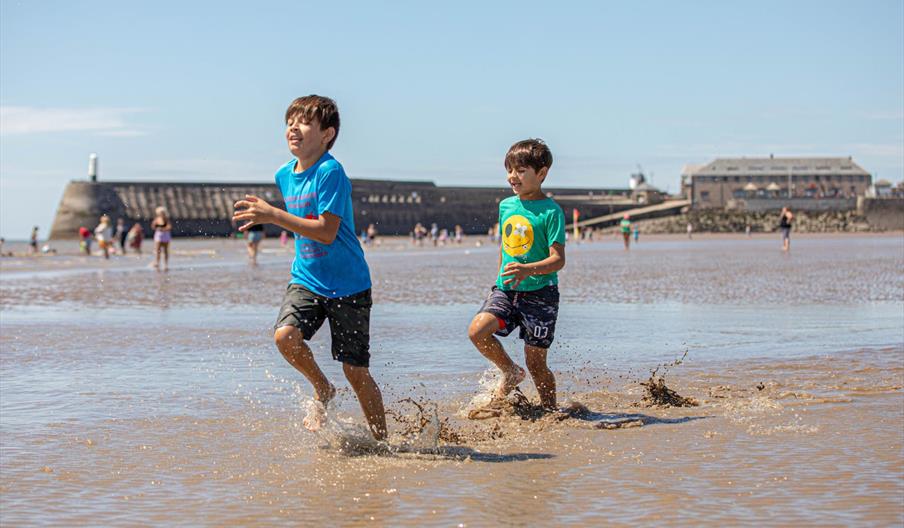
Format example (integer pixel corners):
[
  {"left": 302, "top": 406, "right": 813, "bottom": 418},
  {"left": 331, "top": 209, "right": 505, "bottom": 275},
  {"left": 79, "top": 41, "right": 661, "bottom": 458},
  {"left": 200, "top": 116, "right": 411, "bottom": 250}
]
[
  {"left": 638, "top": 350, "right": 698, "bottom": 408},
  {"left": 467, "top": 389, "right": 553, "bottom": 422},
  {"left": 388, "top": 397, "right": 470, "bottom": 444},
  {"left": 640, "top": 376, "right": 698, "bottom": 407}
]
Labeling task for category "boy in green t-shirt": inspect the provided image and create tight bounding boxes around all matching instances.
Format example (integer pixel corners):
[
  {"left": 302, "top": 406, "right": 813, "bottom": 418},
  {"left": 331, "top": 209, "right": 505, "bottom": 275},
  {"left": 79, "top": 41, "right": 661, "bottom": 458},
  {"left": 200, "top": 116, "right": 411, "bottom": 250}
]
[{"left": 467, "top": 139, "right": 566, "bottom": 409}]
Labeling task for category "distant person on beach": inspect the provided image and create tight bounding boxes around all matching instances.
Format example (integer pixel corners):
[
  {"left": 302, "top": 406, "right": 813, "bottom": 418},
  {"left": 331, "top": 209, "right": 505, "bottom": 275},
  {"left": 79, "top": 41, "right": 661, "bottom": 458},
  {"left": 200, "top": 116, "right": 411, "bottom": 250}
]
[
  {"left": 412, "top": 222, "right": 426, "bottom": 246},
  {"left": 127, "top": 223, "right": 144, "bottom": 254},
  {"left": 29, "top": 226, "right": 39, "bottom": 254},
  {"left": 78, "top": 226, "right": 92, "bottom": 255},
  {"left": 366, "top": 223, "right": 378, "bottom": 246},
  {"left": 94, "top": 215, "right": 113, "bottom": 259},
  {"left": 454, "top": 224, "right": 464, "bottom": 244},
  {"left": 619, "top": 214, "right": 632, "bottom": 250},
  {"left": 633, "top": 224, "right": 640, "bottom": 244},
  {"left": 686, "top": 222, "right": 694, "bottom": 240},
  {"left": 279, "top": 230, "right": 289, "bottom": 248},
  {"left": 779, "top": 206, "right": 793, "bottom": 251},
  {"left": 232, "top": 95, "right": 386, "bottom": 441},
  {"left": 246, "top": 223, "right": 265, "bottom": 264},
  {"left": 468, "top": 139, "right": 566, "bottom": 410},
  {"left": 746, "top": 223, "right": 752, "bottom": 238},
  {"left": 151, "top": 206, "right": 172, "bottom": 271},
  {"left": 115, "top": 218, "right": 128, "bottom": 254},
  {"left": 430, "top": 223, "right": 439, "bottom": 246}
]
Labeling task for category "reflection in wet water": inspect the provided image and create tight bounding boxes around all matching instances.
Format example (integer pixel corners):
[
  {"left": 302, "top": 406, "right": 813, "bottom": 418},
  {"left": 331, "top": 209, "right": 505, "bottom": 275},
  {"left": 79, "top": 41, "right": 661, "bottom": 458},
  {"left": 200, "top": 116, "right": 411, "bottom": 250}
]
[{"left": 1, "top": 235, "right": 902, "bottom": 525}]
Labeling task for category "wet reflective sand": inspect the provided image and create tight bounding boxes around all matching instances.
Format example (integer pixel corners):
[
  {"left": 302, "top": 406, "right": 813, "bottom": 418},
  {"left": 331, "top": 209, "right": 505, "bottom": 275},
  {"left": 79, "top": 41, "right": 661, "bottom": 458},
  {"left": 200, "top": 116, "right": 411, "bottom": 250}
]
[{"left": 2, "top": 234, "right": 902, "bottom": 526}]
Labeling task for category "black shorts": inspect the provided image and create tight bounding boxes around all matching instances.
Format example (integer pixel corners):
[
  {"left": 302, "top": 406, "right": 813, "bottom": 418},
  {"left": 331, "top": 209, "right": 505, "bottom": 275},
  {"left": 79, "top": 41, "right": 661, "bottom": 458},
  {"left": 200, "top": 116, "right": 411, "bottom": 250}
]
[
  {"left": 275, "top": 284, "right": 373, "bottom": 367},
  {"left": 478, "top": 285, "right": 560, "bottom": 348}
]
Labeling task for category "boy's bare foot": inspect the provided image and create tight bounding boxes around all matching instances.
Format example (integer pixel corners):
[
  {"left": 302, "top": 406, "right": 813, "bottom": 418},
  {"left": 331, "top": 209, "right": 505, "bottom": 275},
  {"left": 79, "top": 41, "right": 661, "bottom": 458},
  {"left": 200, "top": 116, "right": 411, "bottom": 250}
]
[
  {"left": 494, "top": 366, "right": 526, "bottom": 400},
  {"left": 303, "top": 384, "right": 336, "bottom": 432}
]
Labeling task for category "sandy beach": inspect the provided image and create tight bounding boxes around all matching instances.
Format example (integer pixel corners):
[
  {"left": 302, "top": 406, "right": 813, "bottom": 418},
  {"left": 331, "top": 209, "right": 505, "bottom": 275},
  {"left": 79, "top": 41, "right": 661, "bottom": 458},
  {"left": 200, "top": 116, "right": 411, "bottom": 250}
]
[{"left": 1, "top": 233, "right": 902, "bottom": 526}]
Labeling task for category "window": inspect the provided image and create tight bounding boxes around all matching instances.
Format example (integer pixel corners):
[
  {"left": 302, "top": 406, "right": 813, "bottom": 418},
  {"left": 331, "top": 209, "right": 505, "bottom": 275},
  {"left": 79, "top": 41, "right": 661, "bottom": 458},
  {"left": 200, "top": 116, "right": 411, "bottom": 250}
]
[{"left": 700, "top": 191, "right": 710, "bottom": 201}]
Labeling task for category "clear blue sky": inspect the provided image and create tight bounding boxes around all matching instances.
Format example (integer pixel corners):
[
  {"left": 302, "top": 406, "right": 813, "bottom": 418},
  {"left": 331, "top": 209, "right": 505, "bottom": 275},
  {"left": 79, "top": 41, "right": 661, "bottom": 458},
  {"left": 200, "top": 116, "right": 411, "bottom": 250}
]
[{"left": 1, "top": 0, "right": 902, "bottom": 239}]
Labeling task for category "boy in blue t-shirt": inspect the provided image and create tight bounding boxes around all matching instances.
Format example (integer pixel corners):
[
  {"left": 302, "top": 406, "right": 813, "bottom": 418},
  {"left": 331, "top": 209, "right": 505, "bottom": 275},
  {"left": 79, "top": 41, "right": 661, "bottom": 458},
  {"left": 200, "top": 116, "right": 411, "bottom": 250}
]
[
  {"left": 467, "top": 139, "right": 566, "bottom": 410},
  {"left": 233, "top": 95, "right": 386, "bottom": 440}
]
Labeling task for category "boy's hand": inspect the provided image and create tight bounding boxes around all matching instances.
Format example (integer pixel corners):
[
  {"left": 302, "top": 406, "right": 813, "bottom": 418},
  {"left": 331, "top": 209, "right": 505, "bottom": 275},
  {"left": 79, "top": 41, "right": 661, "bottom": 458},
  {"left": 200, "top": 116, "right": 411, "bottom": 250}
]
[
  {"left": 501, "top": 262, "right": 531, "bottom": 288},
  {"left": 233, "top": 195, "right": 277, "bottom": 231}
]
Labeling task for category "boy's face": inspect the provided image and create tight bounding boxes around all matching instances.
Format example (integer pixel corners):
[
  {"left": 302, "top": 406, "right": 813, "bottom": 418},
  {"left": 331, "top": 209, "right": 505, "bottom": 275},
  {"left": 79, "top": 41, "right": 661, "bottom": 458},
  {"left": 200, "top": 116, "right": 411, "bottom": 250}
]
[
  {"left": 285, "top": 115, "right": 335, "bottom": 160},
  {"left": 507, "top": 165, "right": 548, "bottom": 197}
]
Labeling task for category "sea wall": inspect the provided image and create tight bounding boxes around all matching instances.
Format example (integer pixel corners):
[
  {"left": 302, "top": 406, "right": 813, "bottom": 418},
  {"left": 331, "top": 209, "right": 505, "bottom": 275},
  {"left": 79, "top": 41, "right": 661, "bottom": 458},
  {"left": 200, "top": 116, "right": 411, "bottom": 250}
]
[
  {"left": 738, "top": 197, "right": 856, "bottom": 212},
  {"left": 620, "top": 209, "right": 877, "bottom": 234},
  {"left": 858, "top": 197, "right": 904, "bottom": 231},
  {"left": 49, "top": 180, "right": 634, "bottom": 239}
]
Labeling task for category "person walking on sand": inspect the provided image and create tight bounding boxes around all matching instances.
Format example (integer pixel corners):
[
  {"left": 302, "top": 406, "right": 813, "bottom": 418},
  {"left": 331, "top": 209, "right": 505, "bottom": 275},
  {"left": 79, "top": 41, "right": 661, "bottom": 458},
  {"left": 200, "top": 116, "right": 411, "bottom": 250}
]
[
  {"left": 127, "top": 222, "right": 144, "bottom": 255},
  {"left": 246, "top": 223, "right": 265, "bottom": 264},
  {"left": 633, "top": 224, "right": 640, "bottom": 244},
  {"left": 29, "top": 226, "right": 39, "bottom": 255},
  {"left": 468, "top": 139, "right": 566, "bottom": 410},
  {"left": 151, "top": 206, "right": 172, "bottom": 271},
  {"left": 232, "top": 95, "right": 387, "bottom": 441},
  {"left": 94, "top": 215, "right": 113, "bottom": 259},
  {"left": 779, "top": 206, "right": 793, "bottom": 251},
  {"left": 78, "top": 226, "right": 92, "bottom": 255},
  {"left": 686, "top": 221, "right": 693, "bottom": 240},
  {"left": 115, "top": 218, "right": 128, "bottom": 255},
  {"left": 619, "top": 214, "right": 632, "bottom": 250}
]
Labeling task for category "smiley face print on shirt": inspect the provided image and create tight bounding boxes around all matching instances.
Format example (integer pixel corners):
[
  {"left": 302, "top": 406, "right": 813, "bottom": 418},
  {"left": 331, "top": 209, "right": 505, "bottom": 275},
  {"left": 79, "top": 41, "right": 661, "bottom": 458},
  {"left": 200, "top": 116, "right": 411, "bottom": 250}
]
[{"left": 502, "top": 214, "right": 534, "bottom": 257}]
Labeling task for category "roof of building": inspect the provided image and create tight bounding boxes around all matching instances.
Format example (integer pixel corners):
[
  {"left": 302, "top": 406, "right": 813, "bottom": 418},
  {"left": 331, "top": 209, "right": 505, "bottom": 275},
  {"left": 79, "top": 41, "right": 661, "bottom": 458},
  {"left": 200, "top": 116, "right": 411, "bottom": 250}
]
[
  {"left": 681, "top": 164, "right": 705, "bottom": 176},
  {"left": 690, "top": 157, "right": 869, "bottom": 177}
]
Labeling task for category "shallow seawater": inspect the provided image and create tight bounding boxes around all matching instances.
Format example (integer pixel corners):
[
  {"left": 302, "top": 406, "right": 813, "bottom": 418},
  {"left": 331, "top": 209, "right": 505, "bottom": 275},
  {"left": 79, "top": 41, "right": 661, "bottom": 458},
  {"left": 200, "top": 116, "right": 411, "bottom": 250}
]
[{"left": 1, "top": 234, "right": 902, "bottom": 526}]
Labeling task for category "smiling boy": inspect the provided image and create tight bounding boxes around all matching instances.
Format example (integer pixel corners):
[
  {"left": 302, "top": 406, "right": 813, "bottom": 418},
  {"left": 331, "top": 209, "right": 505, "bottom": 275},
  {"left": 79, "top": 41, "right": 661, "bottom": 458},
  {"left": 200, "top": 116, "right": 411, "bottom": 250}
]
[
  {"left": 233, "top": 95, "right": 386, "bottom": 440},
  {"left": 467, "top": 139, "right": 566, "bottom": 409}
]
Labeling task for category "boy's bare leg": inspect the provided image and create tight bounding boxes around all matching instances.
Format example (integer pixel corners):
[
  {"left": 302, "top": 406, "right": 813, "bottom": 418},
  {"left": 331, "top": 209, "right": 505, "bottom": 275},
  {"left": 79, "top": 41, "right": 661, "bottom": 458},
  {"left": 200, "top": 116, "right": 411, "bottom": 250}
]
[
  {"left": 525, "top": 345, "right": 556, "bottom": 409},
  {"left": 468, "top": 313, "right": 526, "bottom": 399},
  {"left": 342, "top": 363, "right": 387, "bottom": 441},
  {"left": 274, "top": 326, "right": 336, "bottom": 430}
]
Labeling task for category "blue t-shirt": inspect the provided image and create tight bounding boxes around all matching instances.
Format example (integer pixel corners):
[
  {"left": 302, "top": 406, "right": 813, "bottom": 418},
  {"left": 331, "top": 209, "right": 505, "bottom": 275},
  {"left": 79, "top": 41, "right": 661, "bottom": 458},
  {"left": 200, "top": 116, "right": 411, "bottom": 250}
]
[{"left": 274, "top": 152, "right": 371, "bottom": 298}]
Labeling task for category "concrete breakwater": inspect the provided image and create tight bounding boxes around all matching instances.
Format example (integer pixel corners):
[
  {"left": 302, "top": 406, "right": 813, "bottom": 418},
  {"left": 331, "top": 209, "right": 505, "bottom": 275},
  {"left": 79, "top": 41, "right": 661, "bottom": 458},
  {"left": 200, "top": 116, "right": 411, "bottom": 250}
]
[
  {"left": 624, "top": 208, "right": 883, "bottom": 234},
  {"left": 49, "top": 179, "right": 634, "bottom": 239}
]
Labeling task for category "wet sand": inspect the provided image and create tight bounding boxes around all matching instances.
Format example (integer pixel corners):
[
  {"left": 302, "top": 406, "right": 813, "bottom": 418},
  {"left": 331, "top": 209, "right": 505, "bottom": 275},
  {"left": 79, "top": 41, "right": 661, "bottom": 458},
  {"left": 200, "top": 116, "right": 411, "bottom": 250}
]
[{"left": 1, "top": 234, "right": 902, "bottom": 526}]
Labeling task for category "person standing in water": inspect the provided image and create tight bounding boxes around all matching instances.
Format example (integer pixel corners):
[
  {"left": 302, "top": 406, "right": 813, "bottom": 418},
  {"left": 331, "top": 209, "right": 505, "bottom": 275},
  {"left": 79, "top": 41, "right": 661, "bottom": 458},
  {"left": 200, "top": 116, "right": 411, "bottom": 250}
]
[
  {"left": 468, "top": 139, "right": 566, "bottom": 410},
  {"left": 127, "top": 223, "right": 144, "bottom": 255},
  {"left": 29, "top": 226, "right": 39, "bottom": 255},
  {"left": 151, "top": 206, "right": 172, "bottom": 271},
  {"left": 779, "top": 206, "right": 794, "bottom": 251},
  {"left": 115, "top": 218, "right": 128, "bottom": 255},
  {"left": 246, "top": 223, "right": 265, "bottom": 264},
  {"left": 619, "top": 214, "right": 632, "bottom": 250},
  {"left": 94, "top": 215, "right": 113, "bottom": 259}
]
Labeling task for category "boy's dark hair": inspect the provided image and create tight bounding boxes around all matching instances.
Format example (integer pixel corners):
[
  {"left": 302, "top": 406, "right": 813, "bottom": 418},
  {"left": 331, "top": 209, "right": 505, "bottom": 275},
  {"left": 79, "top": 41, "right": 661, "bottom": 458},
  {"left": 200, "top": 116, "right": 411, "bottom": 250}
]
[
  {"left": 504, "top": 138, "right": 553, "bottom": 172},
  {"left": 285, "top": 95, "right": 340, "bottom": 150}
]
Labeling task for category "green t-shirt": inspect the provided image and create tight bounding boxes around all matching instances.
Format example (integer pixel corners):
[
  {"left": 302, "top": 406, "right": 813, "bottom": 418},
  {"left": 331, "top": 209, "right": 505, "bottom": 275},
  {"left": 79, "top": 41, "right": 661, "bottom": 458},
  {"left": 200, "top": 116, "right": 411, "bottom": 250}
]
[
  {"left": 496, "top": 196, "right": 566, "bottom": 292},
  {"left": 620, "top": 218, "right": 631, "bottom": 233}
]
